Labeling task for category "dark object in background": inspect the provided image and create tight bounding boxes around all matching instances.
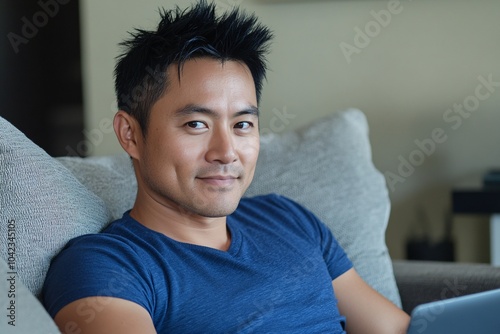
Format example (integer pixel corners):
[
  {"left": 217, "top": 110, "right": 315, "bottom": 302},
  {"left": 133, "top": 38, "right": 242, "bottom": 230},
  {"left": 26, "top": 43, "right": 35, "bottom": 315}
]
[
  {"left": 0, "top": 1, "right": 84, "bottom": 157},
  {"left": 406, "top": 238, "right": 455, "bottom": 262},
  {"left": 483, "top": 170, "right": 500, "bottom": 188},
  {"left": 406, "top": 208, "right": 455, "bottom": 262}
]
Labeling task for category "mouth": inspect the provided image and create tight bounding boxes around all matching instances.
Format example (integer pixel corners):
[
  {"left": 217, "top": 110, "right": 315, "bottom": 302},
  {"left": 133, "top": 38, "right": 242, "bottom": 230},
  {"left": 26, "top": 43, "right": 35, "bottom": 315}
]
[{"left": 197, "top": 175, "right": 239, "bottom": 187}]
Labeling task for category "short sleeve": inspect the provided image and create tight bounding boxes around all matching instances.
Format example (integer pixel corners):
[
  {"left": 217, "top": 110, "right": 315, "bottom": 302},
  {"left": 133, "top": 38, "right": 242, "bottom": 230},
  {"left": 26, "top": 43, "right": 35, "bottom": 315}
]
[
  {"left": 42, "top": 234, "right": 154, "bottom": 318},
  {"left": 272, "top": 195, "right": 353, "bottom": 280},
  {"left": 317, "top": 217, "right": 353, "bottom": 280}
]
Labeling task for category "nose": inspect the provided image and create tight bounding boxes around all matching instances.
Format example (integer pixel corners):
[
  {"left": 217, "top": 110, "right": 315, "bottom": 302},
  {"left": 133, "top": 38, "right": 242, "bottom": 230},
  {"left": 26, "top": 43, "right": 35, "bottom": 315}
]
[{"left": 205, "top": 127, "right": 238, "bottom": 164}]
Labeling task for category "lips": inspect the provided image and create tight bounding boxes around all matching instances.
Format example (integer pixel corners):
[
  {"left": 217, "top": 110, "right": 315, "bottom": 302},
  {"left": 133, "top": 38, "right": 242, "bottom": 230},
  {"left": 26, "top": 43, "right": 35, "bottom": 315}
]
[{"left": 197, "top": 175, "right": 239, "bottom": 187}]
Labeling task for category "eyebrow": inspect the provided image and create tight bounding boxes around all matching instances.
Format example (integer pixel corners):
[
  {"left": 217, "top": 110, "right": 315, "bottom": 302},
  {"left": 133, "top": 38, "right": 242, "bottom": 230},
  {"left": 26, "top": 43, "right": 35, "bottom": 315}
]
[{"left": 174, "top": 104, "right": 260, "bottom": 119}]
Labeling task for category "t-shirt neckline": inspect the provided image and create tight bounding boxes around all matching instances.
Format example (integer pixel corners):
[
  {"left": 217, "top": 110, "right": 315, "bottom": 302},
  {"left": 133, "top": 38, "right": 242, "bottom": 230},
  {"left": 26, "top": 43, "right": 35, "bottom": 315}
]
[{"left": 120, "top": 211, "right": 243, "bottom": 256}]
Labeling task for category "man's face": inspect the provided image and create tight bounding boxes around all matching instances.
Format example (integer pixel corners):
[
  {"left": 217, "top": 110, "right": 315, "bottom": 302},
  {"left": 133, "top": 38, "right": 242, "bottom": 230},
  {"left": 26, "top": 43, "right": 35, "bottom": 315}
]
[{"left": 134, "top": 58, "right": 259, "bottom": 218}]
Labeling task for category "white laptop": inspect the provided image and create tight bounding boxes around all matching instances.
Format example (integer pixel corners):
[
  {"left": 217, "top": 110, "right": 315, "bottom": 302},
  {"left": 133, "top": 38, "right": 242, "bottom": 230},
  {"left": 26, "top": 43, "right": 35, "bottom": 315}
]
[{"left": 407, "top": 288, "right": 500, "bottom": 334}]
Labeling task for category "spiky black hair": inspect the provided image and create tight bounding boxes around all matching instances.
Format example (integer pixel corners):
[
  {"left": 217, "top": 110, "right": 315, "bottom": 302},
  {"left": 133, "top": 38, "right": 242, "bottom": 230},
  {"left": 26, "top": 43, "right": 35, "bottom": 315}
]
[{"left": 114, "top": 0, "right": 273, "bottom": 133}]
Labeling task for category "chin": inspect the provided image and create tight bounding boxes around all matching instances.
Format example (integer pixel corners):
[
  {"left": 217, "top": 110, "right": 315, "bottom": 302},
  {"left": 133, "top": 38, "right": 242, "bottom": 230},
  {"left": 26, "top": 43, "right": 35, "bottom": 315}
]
[
  {"left": 193, "top": 197, "right": 241, "bottom": 218},
  {"left": 201, "top": 204, "right": 240, "bottom": 218}
]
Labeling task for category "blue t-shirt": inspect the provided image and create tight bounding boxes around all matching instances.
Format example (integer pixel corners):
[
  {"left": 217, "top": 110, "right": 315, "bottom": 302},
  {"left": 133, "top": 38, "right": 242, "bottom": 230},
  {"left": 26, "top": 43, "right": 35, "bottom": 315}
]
[{"left": 43, "top": 194, "right": 352, "bottom": 333}]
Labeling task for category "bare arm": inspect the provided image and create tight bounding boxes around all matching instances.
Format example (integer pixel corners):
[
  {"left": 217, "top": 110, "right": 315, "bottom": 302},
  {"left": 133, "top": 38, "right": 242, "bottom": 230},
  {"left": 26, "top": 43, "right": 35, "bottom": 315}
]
[
  {"left": 54, "top": 297, "right": 157, "bottom": 334},
  {"left": 333, "top": 268, "right": 410, "bottom": 334}
]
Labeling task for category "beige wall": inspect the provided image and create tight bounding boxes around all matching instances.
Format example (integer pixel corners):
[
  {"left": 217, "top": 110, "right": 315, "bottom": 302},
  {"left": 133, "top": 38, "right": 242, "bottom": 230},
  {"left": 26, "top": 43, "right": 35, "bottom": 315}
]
[{"left": 80, "top": 0, "right": 500, "bottom": 261}]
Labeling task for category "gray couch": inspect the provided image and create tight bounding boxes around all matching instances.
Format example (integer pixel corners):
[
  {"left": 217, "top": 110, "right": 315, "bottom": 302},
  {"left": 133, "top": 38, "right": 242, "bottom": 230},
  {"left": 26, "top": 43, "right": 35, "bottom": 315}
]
[
  {"left": 394, "top": 260, "right": 500, "bottom": 313},
  {"left": 1, "top": 109, "right": 500, "bottom": 333}
]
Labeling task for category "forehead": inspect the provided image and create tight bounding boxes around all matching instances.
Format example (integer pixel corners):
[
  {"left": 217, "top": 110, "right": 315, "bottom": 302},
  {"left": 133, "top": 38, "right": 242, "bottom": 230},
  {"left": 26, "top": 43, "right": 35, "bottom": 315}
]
[
  {"left": 148, "top": 58, "right": 258, "bottom": 122},
  {"left": 154, "top": 58, "right": 257, "bottom": 111}
]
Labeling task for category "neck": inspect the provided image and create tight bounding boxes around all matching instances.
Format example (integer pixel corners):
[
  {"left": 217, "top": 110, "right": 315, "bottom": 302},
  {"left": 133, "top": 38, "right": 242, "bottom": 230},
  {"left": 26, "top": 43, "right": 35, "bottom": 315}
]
[{"left": 130, "top": 191, "right": 231, "bottom": 251}]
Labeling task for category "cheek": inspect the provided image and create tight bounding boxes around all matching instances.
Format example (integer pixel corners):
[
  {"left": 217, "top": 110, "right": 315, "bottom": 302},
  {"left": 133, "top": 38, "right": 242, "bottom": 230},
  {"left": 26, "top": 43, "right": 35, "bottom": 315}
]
[
  {"left": 175, "top": 138, "right": 207, "bottom": 160},
  {"left": 145, "top": 134, "right": 195, "bottom": 175},
  {"left": 239, "top": 140, "right": 260, "bottom": 165},
  {"left": 166, "top": 139, "right": 207, "bottom": 176}
]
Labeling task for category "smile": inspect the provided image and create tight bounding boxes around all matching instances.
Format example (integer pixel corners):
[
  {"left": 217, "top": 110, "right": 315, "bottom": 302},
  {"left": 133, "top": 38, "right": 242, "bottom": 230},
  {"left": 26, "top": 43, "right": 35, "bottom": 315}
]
[{"left": 197, "top": 175, "right": 239, "bottom": 187}]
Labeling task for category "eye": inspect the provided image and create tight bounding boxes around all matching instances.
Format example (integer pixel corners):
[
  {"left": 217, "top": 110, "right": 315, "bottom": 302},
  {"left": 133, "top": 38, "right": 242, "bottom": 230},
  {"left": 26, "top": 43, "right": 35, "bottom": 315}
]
[
  {"left": 185, "top": 121, "right": 207, "bottom": 129},
  {"left": 235, "top": 121, "right": 254, "bottom": 130}
]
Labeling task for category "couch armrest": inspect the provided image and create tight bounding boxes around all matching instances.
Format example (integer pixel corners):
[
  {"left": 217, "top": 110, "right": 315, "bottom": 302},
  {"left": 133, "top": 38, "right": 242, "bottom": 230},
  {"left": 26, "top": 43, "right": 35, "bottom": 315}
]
[{"left": 392, "top": 260, "right": 500, "bottom": 314}]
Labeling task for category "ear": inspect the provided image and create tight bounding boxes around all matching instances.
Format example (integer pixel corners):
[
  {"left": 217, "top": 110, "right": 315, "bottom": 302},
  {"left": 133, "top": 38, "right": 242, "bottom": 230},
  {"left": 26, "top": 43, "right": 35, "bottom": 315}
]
[{"left": 113, "top": 110, "right": 142, "bottom": 160}]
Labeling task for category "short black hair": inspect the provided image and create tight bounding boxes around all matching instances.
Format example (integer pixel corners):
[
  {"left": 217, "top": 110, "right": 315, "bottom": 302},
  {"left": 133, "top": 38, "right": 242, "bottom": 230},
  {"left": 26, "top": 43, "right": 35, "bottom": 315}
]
[{"left": 114, "top": 0, "right": 273, "bottom": 134}]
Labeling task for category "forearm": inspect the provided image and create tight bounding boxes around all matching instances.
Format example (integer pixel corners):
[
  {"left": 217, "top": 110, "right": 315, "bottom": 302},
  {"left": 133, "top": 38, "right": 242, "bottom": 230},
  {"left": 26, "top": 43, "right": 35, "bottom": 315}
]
[{"left": 333, "top": 268, "right": 410, "bottom": 334}]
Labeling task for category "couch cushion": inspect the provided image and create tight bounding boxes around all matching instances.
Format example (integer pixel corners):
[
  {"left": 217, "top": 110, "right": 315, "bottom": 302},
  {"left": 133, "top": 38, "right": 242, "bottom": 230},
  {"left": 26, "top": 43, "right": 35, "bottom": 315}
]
[
  {"left": 56, "top": 154, "right": 136, "bottom": 221},
  {"left": 245, "top": 108, "right": 401, "bottom": 306},
  {"left": 0, "top": 109, "right": 401, "bottom": 307},
  {"left": 0, "top": 117, "right": 111, "bottom": 297}
]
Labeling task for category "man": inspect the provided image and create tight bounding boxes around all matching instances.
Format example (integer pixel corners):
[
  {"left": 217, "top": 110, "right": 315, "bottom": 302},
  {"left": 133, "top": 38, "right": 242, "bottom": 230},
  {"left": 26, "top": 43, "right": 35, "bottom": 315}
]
[{"left": 43, "top": 1, "right": 410, "bottom": 333}]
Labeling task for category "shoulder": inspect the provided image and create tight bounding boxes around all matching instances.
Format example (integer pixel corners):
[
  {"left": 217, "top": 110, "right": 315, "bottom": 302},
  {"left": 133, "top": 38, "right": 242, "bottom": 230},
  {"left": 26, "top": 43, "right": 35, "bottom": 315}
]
[
  {"left": 44, "top": 228, "right": 148, "bottom": 295},
  {"left": 62, "top": 211, "right": 154, "bottom": 257},
  {"left": 237, "top": 194, "right": 353, "bottom": 279},
  {"left": 57, "top": 232, "right": 140, "bottom": 266},
  {"left": 46, "top": 213, "right": 156, "bottom": 289},
  {"left": 57, "top": 214, "right": 142, "bottom": 261},
  {"left": 42, "top": 215, "right": 158, "bottom": 318}
]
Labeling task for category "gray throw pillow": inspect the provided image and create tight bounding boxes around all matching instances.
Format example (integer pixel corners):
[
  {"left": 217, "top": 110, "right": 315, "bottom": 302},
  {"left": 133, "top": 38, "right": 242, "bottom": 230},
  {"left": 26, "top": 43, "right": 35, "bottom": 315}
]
[
  {"left": 0, "top": 116, "right": 111, "bottom": 297},
  {"left": 56, "top": 154, "right": 136, "bottom": 222}
]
